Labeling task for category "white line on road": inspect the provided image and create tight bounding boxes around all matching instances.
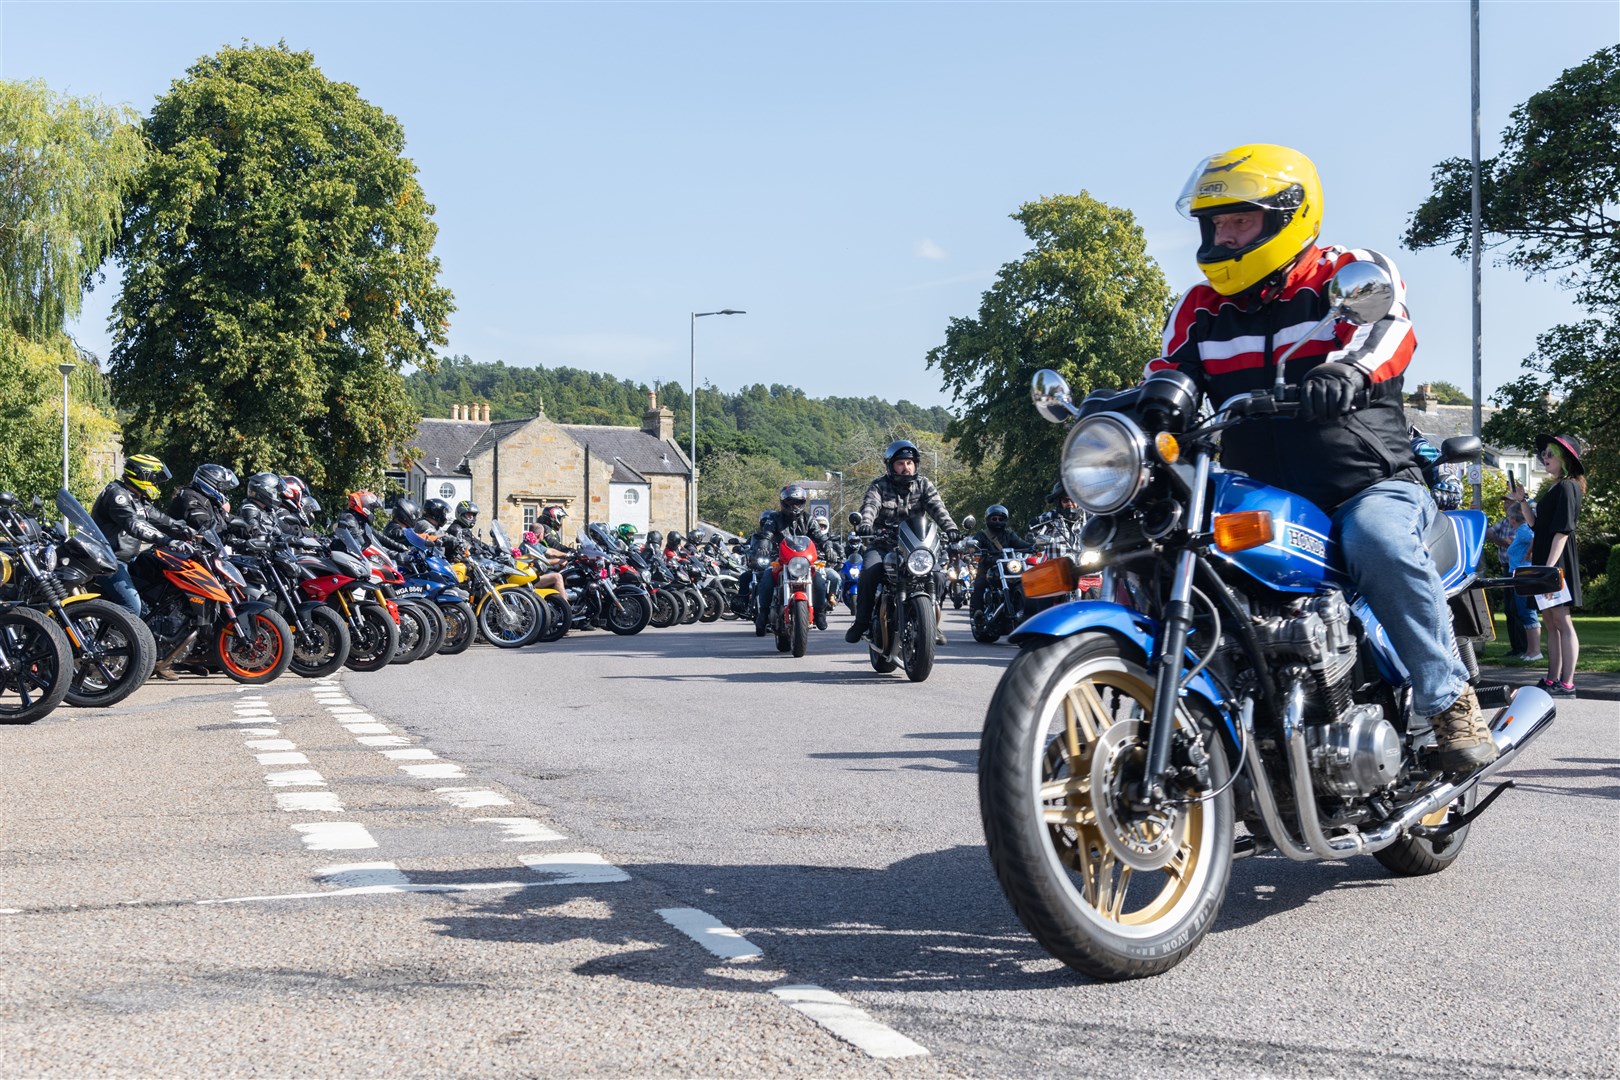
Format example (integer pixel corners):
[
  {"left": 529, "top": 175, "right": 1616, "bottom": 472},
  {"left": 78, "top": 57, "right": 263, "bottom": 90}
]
[
  {"left": 657, "top": 907, "right": 764, "bottom": 960},
  {"left": 315, "top": 862, "right": 410, "bottom": 888},
  {"left": 196, "top": 879, "right": 555, "bottom": 904},
  {"left": 342, "top": 722, "right": 389, "bottom": 733},
  {"left": 435, "top": 787, "right": 511, "bottom": 808},
  {"left": 400, "top": 762, "right": 466, "bottom": 779},
  {"left": 473, "top": 817, "right": 565, "bottom": 842},
  {"left": 518, "top": 853, "right": 631, "bottom": 885},
  {"left": 245, "top": 738, "right": 297, "bottom": 751},
  {"left": 770, "top": 985, "right": 930, "bottom": 1059},
  {"left": 291, "top": 822, "right": 378, "bottom": 850},
  {"left": 240, "top": 728, "right": 280, "bottom": 737},
  {"left": 274, "top": 792, "right": 345, "bottom": 813},
  {"left": 265, "top": 770, "right": 325, "bottom": 787},
  {"left": 255, "top": 751, "right": 310, "bottom": 766},
  {"left": 355, "top": 735, "right": 410, "bottom": 747},
  {"left": 381, "top": 748, "right": 437, "bottom": 760}
]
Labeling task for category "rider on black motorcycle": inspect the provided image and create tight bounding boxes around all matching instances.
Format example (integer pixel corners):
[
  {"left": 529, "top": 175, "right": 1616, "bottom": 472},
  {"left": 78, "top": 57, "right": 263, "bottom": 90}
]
[
  {"left": 169, "top": 464, "right": 240, "bottom": 535},
  {"left": 969, "top": 503, "right": 1028, "bottom": 616},
  {"left": 753, "top": 483, "right": 832, "bottom": 633},
  {"left": 336, "top": 491, "right": 411, "bottom": 561},
  {"left": 1145, "top": 143, "right": 1493, "bottom": 772},
  {"left": 846, "top": 440, "right": 959, "bottom": 646},
  {"left": 1032, "top": 481, "right": 1082, "bottom": 531},
  {"left": 90, "top": 454, "right": 196, "bottom": 616}
]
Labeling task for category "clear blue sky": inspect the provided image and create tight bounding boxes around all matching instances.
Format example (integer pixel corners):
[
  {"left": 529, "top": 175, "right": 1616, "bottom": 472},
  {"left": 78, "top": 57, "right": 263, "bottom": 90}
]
[{"left": 3, "top": 1, "right": 1613, "bottom": 412}]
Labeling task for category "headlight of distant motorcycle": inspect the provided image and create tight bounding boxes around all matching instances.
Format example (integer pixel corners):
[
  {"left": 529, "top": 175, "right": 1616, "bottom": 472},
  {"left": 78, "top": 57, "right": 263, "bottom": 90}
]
[
  {"left": 787, "top": 556, "right": 811, "bottom": 578},
  {"left": 1061, "top": 412, "right": 1149, "bottom": 514},
  {"left": 1003, "top": 559, "right": 1023, "bottom": 574},
  {"left": 905, "top": 549, "right": 935, "bottom": 575}
]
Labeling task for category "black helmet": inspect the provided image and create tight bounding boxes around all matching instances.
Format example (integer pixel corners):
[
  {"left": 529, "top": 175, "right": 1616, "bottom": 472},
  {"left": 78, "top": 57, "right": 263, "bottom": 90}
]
[
  {"left": 245, "top": 472, "right": 282, "bottom": 511},
  {"left": 666, "top": 530, "right": 684, "bottom": 549},
  {"left": 884, "top": 440, "right": 920, "bottom": 476},
  {"left": 690, "top": 529, "right": 707, "bottom": 544},
  {"left": 779, "top": 483, "right": 808, "bottom": 513},
  {"left": 986, "top": 504, "right": 1010, "bottom": 529},
  {"left": 191, "top": 463, "right": 239, "bottom": 509},
  {"left": 539, "top": 504, "right": 567, "bottom": 531},
  {"left": 300, "top": 494, "right": 322, "bottom": 524},
  {"left": 758, "top": 510, "right": 774, "bottom": 532},
  {"left": 422, "top": 498, "right": 451, "bottom": 528},
  {"left": 122, "top": 454, "right": 171, "bottom": 500},
  {"left": 392, "top": 497, "right": 421, "bottom": 528},
  {"left": 646, "top": 530, "right": 664, "bottom": 549},
  {"left": 1047, "top": 481, "right": 1080, "bottom": 521},
  {"left": 455, "top": 499, "right": 479, "bottom": 528}
]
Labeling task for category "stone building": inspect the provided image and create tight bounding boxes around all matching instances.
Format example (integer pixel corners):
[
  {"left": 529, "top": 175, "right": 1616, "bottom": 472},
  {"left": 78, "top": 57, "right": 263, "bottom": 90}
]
[
  {"left": 1405, "top": 383, "right": 1545, "bottom": 489},
  {"left": 395, "top": 395, "right": 691, "bottom": 542}
]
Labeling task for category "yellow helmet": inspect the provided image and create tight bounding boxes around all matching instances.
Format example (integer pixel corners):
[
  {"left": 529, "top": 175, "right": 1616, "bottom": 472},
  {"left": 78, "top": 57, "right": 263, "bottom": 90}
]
[
  {"left": 1176, "top": 144, "right": 1322, "bottom": 296},
  {"left": 122, "top": 454, "right": 171, "bottom": 500}
]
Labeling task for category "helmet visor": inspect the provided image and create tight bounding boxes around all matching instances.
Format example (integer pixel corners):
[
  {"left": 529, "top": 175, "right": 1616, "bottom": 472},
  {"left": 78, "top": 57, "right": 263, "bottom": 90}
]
[{"left": 1176, "top": 155, "right": 1306, "bottom": 220}]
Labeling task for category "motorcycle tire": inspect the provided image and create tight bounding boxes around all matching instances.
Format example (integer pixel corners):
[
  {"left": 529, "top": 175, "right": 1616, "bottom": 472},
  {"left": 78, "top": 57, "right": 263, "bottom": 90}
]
[
  {"left": 216, "top": 609, "right": 294, "bottom": 685},
  {"left": 679, "top": 588, "right": 702, "bottom": 625},
  {"left": 606, "top": 589, "right": 651, "bottom": 636},
  {"left": 978, "top": 632, "right": 1233, "bottom": 981},
  {"left": 390, "top": 601, "right": 432, "bottom": 664},
  {"left": 717, "top": 584, "right": 740, "bottom": 621},
  {"left": 344, "top": 602, "right": 400, "bottom": 672},
  {"left": 0, "top": 606, "right": 74, "bottom": 724},
  {"left": 868, "top": 603, "right": 898, "bottom": 673},
  {"left": 436, "top": 600, "right": 477, "bottom": 655},
  {"left": 1373, "top": 786, "right": 1478, "bottom": 876},
  {"left": 478, "top": 586, "right": 544, "bottom": 648},
  {"left": 63, "top": 599, "right": 156, "bottom": 708},
  {"left": 700, "top": 586, "right": 725, "bottom": 623},
  {"left": 289, "top": 604, "right": 351, "bottom": 678},
  {"left": 412, "top": 599, "right": 448, "bottom": 658},
  {"left": 903, "top": 595, "right": 935, "bottom": 683},
  {"left": 789, "top": 598, "right": 809, "bottom": 658},
  {"left": 534, "top": 592, "right": 572, "bottom": 643},
  {"left": 649, "top": 588, "right": 678, "bottom": 629},
  {"left": 972, "top": 611, "right": 1002, "bottom": 645}
]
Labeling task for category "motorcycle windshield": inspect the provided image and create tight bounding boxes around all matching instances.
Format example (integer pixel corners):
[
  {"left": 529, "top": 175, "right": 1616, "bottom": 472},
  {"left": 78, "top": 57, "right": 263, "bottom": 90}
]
[
  {"left": 490, "top": 522, "right": 514, "bottom": 553},
  {"left": 55, "top": 488, "right": 117, "bottom": 563}
]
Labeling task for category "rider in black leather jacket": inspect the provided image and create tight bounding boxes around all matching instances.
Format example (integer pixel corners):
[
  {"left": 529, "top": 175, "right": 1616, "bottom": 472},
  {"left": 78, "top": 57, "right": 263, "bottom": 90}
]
[
  {"left": 970, "top": 503, "right": 1028, "bottom": 614},
  {"left": 846, "top": 440, "right": 959, "bottom": 645},
  {"left": 90, "top": 454, "right": 195, "bottom": 614},
  {"left": 753, "top": 484, "right": 832, "bottom": 633}
]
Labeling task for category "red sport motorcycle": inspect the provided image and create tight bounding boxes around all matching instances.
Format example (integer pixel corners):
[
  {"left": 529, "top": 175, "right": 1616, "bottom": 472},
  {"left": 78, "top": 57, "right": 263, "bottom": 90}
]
[{"left": 766, "top": 533, "right": 819, "bottom": 658}]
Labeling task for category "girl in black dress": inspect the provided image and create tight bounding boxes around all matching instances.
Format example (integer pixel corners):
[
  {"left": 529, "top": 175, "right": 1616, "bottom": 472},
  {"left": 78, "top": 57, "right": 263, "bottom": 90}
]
[{"left": 1510, "top": 434, "right": 1585, "bottom": 696}]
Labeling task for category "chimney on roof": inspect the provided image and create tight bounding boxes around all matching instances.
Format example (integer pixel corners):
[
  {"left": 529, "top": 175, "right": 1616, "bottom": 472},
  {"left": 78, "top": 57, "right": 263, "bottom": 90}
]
[
  {"left": 450, "top": 404, "right": 460, "bottom": 421},
  {"left": 1410, "top": 384, "right": 1432, "bottom": 412},
  {"left": 482, "top": 403, "right": 491, "bottom": 422},
  {"left": 643, "top": 391, "right": 674, "bottom": 442}
]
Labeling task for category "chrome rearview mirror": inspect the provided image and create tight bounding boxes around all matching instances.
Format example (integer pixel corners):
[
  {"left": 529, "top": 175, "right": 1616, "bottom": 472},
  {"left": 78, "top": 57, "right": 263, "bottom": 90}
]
[
  {"left": 1274, "top": 262, "right": 1396, "bottom": 395},
  {"left": 1031, "top": 369, "right": 1078, "bottom": 424}
]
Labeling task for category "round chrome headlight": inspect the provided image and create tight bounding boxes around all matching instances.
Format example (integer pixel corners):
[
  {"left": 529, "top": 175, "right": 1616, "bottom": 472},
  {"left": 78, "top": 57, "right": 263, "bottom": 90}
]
[
  {"left": 787, "top": 556, "right": 811, "bottom": 578},
  {"left": 1003, "top": 559, "right": 1023, "bottom": 574},
  {"left": 1061, "top": 413, "right": 1149, "bottom": 514},
  {"left": 905, "top": 548, "right": 935, "bottom": 575}
]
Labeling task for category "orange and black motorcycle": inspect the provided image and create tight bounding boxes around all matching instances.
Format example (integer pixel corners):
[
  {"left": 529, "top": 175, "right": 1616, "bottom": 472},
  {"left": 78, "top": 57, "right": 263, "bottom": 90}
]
[{"left": 133, "top": 530, "right": 294, "bottom": 684}]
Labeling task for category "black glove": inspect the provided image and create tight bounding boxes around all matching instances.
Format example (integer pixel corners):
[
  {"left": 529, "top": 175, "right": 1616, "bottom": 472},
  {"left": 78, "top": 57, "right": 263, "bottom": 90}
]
[
  {"left": 1300, "top": 362, "right": 1367, "bottom": 422},
  {"left": 946, "top": 528, "right": 961, "bottom": 543},
  {"left": 168, "top": 540, "right": 193, "bottom": 557},
  {"left": 855, "top": 522, "right": 874, "bottom": 536}
]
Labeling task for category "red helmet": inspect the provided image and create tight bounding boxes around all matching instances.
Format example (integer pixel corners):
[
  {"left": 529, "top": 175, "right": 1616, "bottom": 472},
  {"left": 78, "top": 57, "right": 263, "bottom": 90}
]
[{"left": 347, "top": 490, "right": 382, "bottom": 522}]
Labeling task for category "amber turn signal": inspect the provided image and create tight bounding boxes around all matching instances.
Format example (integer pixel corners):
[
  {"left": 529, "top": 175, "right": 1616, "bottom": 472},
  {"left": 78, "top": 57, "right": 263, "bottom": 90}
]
[
  {"left": 1213, "top": 511, "right": 1274, "bottom": 553},
  {"left": 1154, "top": 432, "right": 1180, "bottom": 463}
]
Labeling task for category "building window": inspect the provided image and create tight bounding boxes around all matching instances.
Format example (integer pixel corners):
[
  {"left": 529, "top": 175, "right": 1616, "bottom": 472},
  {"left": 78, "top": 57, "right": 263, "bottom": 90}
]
[
  {"left": 522, "top": 505, "right": 538, "bottom": 529},
  {"left": 622, "top": 488, "right": 641, "bottom": 505},
  {"left": 438, "top": 482, "right": 456, "bottom": 500}
]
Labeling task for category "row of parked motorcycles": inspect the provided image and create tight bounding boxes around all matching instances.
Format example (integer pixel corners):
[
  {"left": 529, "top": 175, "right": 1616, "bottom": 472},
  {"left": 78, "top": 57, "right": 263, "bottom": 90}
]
[{"left": 0, "top": 488, "right": 753, "bottom": 727}]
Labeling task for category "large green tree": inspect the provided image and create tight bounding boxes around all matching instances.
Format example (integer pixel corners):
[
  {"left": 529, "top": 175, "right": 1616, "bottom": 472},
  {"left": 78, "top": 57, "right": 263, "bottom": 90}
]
[
  {"left": 927, "top": 192, "right": 1171, "bottom": 519},
  {"left": 0, "top": 79, "right": 137, "bottom": 500},
  {"left": 1405, "top": 45, "right": 1619, "bottom": 543},
  {"left": 111, "top": 43, "right": 454, "bottom": 501}
]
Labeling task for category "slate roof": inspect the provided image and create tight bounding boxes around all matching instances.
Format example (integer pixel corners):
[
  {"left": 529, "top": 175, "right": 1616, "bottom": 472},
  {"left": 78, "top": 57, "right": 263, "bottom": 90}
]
[
  {"left": 407, "top": 418, "right": 490, "bottom": 476},
  {"left": 558, "top": 425, "right": 691, "bottom": 477},
  {"left": 465, "top": 418, "right": 538, "bottom": 462}
]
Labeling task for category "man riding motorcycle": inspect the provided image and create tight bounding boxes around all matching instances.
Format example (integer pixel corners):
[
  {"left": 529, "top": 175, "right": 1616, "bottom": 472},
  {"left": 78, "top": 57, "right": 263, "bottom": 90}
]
[
  {"left": 753, "top": 483, "right": 832, "bottom": 633},
  {"left": 969, "top": 503, "right": 1028, "bottom": 616},
  {"left": 90, "top": 454, "right": 196, "bottom": 617},
  {"left": 846, "top": 440, "right": 959, "bottom": 646},
  {"left": 169, "top": 463, "right": 240, "bottom": 535},
  {"left": 1032, "top": 481, "right": 1082, "bottom": 531},
  {"left": 336, "top": 490, "right": 411, "bottom": 561},
  {"left": 1143, "top": 143, "right": 1492, "bottom": 772}
]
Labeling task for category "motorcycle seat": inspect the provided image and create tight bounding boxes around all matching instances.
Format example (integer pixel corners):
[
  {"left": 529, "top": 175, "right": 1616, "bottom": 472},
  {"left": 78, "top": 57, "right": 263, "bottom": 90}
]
[{"left": 1424, "top": 506, "right": 1462, "bottom": 582}]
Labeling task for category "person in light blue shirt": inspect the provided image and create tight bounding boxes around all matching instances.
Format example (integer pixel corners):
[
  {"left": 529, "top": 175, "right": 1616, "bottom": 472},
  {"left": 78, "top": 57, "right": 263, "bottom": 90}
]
[{"left": 1503, "top": 504, "right": 1541, "bottom": 661}]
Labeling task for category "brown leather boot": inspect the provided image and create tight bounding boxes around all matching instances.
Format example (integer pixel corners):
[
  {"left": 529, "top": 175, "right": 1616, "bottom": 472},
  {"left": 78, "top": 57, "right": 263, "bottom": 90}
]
[{"left": 1428, "top": 686, "right": 1498, "bottom": 772}]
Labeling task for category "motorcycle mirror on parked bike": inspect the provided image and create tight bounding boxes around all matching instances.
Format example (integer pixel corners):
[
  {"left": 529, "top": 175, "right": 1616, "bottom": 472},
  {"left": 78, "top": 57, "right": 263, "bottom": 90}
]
[
  {"left": 962, "top": 515, "right": 977, "bottom": 532},
  {"left": 848, "top": 511, "right": 861, "bottom": 527},
  {"left": 1031, "top": 369, "right": 1079, "bottom": 424},
  {"left": 1274, "top": 261, "right": 1396, "bottom": 395}
]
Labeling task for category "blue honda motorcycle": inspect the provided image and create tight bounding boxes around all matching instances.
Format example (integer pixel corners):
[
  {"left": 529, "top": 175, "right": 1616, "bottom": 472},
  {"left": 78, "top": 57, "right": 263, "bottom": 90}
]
[
  {"left": 397, "top": 529, "right": 477, "bottom": 655},
  {"left": 978, "top": 263, "right": 1560, "bottom": 980}
]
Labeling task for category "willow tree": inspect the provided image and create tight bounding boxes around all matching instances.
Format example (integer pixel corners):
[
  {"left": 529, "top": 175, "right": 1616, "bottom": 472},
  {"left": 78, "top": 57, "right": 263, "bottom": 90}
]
[
  {"left": 110, "top": 43, "right": 454, "bottom": 499},
  {"left": 927, "top": 192, "right": 1171, "bottom": 520},
  {"left": 0, "top": 80, "right": 138, "bottom": 500}
]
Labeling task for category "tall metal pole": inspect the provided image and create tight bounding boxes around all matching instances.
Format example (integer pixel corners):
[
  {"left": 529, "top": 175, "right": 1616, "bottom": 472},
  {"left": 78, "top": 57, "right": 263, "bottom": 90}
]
[
  {"left": 689, "top": 312, "right": 697, "bottom": 533},
  {"left": 58, "top": 362, "right": 74, "bottom": 490},
  {"left": 1469, "top": 0, "right": 1484, "bottom": 510}
]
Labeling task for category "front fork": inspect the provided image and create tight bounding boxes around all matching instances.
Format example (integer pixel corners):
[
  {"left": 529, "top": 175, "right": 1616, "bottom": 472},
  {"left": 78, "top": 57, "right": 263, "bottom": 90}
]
[{"left": 1142, "top": 450, "right": 1213, "bottom": 806}]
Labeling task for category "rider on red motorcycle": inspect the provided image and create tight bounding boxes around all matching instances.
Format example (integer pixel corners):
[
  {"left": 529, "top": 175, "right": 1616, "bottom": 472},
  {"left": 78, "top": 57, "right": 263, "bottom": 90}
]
[{"left": 753, "top": 484, "right": 831, "bottom": 633}]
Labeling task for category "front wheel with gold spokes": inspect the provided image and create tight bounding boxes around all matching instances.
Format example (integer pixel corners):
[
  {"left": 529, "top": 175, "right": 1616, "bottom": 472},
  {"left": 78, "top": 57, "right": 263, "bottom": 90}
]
[{"left": 979, "top": 632, "right": 1233, "bottom": 980}]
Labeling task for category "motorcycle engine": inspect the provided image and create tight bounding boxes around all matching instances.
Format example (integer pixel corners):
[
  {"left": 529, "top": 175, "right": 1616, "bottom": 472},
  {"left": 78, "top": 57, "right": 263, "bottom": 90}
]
[
  {"left": 1305, "top": 703, "right": 1402, "bottom": 797},
  {"left": 147, "top": 595, "right": 188, "bottom": 648},
  {"left": 1253, "top": 591, "right": 1357, "bottom": 721}
]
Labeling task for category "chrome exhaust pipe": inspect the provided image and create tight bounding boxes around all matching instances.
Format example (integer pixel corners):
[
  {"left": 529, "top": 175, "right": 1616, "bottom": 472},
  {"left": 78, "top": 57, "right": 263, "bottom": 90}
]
[
  {"left": 1239, "top": 691, "right": 1318, "bottom": 862},
  {"left": 1479, "top": 684, "right": 1557, "bottom": 782}
]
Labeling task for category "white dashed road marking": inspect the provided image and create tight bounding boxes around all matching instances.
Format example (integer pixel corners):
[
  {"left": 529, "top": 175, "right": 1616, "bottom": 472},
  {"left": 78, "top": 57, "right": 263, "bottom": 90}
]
[
  {"left": 355, "top": 735, "right": 410, "bottom": 747},
  {"left": 275, "top": 791, "right": 345, "bottom": 813},
  {"left": 400, "top": 762, "right": 466, "bottom": 779},
  {"left": 292, "top": 822, "right": 378, "bottom": 851},
  {"left": 474, "top": 817, "right": 565, "bottom": 842},
  {"left": 435, "top": 787, "right": 512, "bottom": 808},
  {"left": 518, "top": 852, "right": 632, "bottom": 885},
  {"left": 315, "top": 862, "right": 410, "bottom": 888},
  {"left": 246, "top": 738, "right": 297, "bottom": 751},
  {"left": 256, "top": 751, "right": 309, "bottom": 766},
  {"left": 770, "top": 985, "right": 930, "bottom": 1059},
  {"left": 343, "top": 722, "right": 390, "bottom": 734},
  {"left": 381, "top": 748, "right": 437, "bottom": 760},
  {"left": 657, "top": 907, "right": 764, "bottom": 960},
  {"left": 265, "top": 770, "right": 326, "bottom": 787}
]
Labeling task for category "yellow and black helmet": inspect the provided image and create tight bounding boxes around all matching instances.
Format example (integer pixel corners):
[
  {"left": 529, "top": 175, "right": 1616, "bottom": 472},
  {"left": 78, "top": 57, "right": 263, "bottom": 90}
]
[
  {"left": 122, "top": 454, "right": 171, "bottom": 500},
  {"left": 1176, "top": 144, "right": 1322, "bottom": 297}
]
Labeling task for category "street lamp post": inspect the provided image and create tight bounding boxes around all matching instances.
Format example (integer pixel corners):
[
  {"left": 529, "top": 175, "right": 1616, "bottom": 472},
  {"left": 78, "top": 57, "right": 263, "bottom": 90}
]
[
  {"left": 689, "top": 308, "right": 745, "bottom": 531},
  {"left": 57, "top": 362, "right": 74, "bottom": 490},
  {"left": 831, "top": 470, "right": 844, "bottom": 530}
]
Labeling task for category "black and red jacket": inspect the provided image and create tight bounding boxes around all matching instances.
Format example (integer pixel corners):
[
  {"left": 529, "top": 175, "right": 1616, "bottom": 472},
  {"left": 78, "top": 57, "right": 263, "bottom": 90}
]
[{"left": 1145, "top": 245, "right": 1424, "bottom": 513}]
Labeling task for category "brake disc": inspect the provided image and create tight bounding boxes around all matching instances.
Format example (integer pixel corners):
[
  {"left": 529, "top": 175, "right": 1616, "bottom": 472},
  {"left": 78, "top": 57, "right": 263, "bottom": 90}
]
[{"left": 1088, "top": 719, "right": 1185, "bottom": 872}]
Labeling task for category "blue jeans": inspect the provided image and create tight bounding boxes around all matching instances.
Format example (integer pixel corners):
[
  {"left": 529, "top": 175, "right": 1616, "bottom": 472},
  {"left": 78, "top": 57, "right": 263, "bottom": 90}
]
[
  {"left": 1332, "top": 480, "right": 1468, "bottom": 718},
  {"left": 1508, "top": 592, "right": 1540, "bottom": 630},
  {"left": 97, "top": 564, "right": 143, "bottom": 616}
]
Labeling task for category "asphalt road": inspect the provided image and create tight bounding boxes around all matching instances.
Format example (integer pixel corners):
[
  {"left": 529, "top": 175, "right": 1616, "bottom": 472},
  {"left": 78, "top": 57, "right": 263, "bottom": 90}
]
[{"left": 3, "top": 607, "right": 1616, "bottom": 1077}]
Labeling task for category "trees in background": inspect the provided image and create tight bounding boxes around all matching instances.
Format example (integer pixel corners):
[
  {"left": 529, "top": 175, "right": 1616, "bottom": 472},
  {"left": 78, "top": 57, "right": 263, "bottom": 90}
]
[
  {"left": 928, "top": 193, "right": 1171, "bottom": 522},
  {"left": 1405, "top": 45, "right": 1618, "bottom": 546},
  {"left": 0, "top": 79, "right": 135, "bottom": 500},
  {"left": 110, "top": 43, "right": 453, "bottom": 503}
]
